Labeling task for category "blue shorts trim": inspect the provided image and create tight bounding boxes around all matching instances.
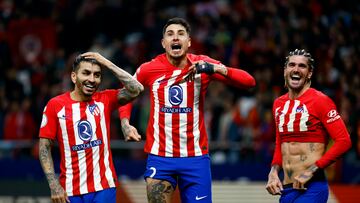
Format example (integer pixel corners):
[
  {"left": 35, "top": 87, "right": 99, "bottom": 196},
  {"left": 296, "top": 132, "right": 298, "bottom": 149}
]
[
  {"left": 68, "top": 187, "right": 116, "bottom": 203},
  {"left": 144, "top": 154, "right": 212, "bottom": 203},
  {"left": 280, "top": 181, "right": 329, "bottom": 203}
]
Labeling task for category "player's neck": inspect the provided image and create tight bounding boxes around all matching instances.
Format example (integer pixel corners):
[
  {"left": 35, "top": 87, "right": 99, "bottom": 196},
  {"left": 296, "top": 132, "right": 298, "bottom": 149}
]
[
  {"left": 70, "top": 90, "right": 92, "bottom": 102},
  {"left": 288, "top": 84, "right": 311, "bottom": 100},
  {"left": 167, "top": 55, "right": 188, "bottom": 69}
]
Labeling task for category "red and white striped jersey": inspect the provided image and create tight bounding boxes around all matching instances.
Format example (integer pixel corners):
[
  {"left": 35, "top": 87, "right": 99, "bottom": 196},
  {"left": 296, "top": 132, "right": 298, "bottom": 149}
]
[
  {"left": 119, "top": 53, "right": 255, "bottom": 157},
  {"left": 271, "top": 88, "right": 351, "bottom": 168},
  {"left": 39, "top": 90, "right": 119, "bottom": 196}
]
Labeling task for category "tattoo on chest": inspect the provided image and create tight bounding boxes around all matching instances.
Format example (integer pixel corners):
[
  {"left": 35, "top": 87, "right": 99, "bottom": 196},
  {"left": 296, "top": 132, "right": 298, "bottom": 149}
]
[
  {"left": 147, "top": 180, "right": 173, "bottom": 203},
  {"left": 309, "top": 143, "right": 315, "bottom": 152},
  {"left": 300, "top": 155, "right": 307, "bottom": 162},
  {"left": 286, "top": 169, "right": 293, "bottom": 179}
]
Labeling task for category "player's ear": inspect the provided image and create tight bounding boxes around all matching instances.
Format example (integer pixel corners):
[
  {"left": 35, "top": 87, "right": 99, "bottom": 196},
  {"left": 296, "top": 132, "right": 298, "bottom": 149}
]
[
  {"left": 308, "top": 68, "right": 313, "bottom": 79},
  {"left": 161, "top": 39, "right": 165, "bottom": 49},
  {"left": 188, "top": 37, "right": 191, "bottom": 48},
  {"left": 71, "top": 71, "right": 76, "bottom": 84}
]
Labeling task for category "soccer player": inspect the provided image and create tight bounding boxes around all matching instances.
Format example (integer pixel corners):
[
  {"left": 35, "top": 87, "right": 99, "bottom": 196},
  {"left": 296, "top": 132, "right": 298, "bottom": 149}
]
[
  {"left": 265, "top": 49, "right": 352, "bottom": 202},
  {"left": 38, "top": 52, "right": 143, "bottom": 203},
  {"left": 119, "top": 17, "right": 256, "bottom": 203}
]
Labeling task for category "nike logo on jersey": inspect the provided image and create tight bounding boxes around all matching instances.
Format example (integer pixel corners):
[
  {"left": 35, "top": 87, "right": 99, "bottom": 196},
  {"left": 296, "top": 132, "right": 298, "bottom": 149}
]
[{"left": 195, "top": 195, "right": 207, "bottom": 200}]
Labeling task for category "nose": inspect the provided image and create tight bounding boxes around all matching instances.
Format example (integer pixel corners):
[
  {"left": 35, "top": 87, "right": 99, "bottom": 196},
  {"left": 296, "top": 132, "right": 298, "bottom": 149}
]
[
  {"left": 173, "top": 34, "right": 179, "bottom": 40},
  {"left": 88, "top": 74, "right": 95, "bottom": 82},
  {"left": 293, "top": 65, "right": 300, "bottom": 72}
]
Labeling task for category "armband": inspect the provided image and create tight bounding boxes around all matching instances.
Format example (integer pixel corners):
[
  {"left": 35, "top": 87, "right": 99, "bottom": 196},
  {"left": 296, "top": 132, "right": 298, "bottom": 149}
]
[{"left": 195, "top": 62, "right": 215, "bottom": 75}]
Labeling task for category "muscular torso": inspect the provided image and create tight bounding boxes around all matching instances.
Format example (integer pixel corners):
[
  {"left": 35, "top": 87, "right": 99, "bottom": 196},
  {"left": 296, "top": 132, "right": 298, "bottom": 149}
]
[{"left": 281, "top": 142, "right": 325, "bottom": 184}]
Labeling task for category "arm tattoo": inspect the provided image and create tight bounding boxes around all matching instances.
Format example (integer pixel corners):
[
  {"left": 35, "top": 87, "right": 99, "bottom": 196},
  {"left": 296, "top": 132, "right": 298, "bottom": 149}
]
[
  {"left": 147, "top": 181, "right": 173, "bottom": 203},
  {"left": 39, "top": 139, "right": 62, "bottom": 193},
  {"left": 300, "top": 155, "right": 307, "bottom": 162},
  {"left": 108, "top": 64, "right": 143, "bottom": 103},
  {"left": 117, "top": 80, "right": 143, "bottom": 105},
  {"left": 118, "top": 88, "right": 135, "bottom": 105}
]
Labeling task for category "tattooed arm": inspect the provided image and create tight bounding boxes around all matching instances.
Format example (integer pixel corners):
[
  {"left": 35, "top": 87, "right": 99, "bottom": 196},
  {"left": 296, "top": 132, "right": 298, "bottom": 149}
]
[
  {"left": 121, "top": 118, "right": 141, "bottom": 142},
  {"left": 39, "top": 138, "right": 69, "bottom": 203},
  {"left": 266, "top": 165, "right": 283, "bottom": 195},
  {"left": 81, "top": 52, "right": 144, "bottom": 105}
]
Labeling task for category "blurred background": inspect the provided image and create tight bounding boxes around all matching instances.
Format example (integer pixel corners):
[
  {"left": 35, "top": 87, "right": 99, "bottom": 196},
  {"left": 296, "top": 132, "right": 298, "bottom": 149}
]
[{"left": 0, "top": 0, "right": 359, "bottom": 202}]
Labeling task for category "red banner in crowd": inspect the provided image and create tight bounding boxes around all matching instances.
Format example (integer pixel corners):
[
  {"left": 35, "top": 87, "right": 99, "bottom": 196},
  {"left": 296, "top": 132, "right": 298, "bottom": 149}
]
[{"left": 6, "top": 18, "right": 57, "bottom": 67}]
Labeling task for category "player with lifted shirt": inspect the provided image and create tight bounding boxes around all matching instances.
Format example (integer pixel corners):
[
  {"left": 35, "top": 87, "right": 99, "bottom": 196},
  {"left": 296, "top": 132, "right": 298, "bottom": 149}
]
[
  {"left": 38, "top": 52, "right": 143, "bottom": 203},
  {"left": 266, "top": 49, "right": 351, "bottom": 202},
  {"left": 119, "top": 17, "right": 256, "bottom": 203}
]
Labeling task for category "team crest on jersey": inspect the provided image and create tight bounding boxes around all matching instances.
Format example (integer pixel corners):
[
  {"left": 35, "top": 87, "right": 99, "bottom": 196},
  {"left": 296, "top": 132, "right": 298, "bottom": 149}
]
[
  {"left": 77, "top": 120, "right": 93, "bottom": 142},
  {"left": 296, "top": 106, "right": 304, "bottom": 113},
  {"left": 326, "top": 109, "right": 340, "bottom": 123},
  {"left": 88, "top": 104, "right": 100, "bottom": 116},
  {"left": 169, "top": 85, "right": 183, "bottom": 106}
]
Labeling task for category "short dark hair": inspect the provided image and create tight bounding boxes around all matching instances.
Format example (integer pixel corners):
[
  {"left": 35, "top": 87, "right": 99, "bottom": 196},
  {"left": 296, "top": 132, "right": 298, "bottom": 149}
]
[
  {"left": 284, "top": 49, "right": 315, "bottom": 70},
  {"left": 72, "top": 54, "right": 101, "bottom": 72},
  {"left": 162, "top": 17, "right": 191, "bottom": 35}
]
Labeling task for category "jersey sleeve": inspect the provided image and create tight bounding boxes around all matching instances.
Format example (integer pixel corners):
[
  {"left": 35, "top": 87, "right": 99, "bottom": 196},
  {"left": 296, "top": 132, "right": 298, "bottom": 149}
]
[
  {"left": 211, "top": 67, "right": 256, "bottom": 89},
  {"left": 39, "top": 99, "right": 58, "bottom": 140},
  {"left": 197, "top": 55, "right": 256, "bottom": 89},
  {"left": 314, "top": 95, "right": 352, "bottom": 168},
  {"left": 271, "top": 101, "right": 282, "bottom": 167},
  {"left": 102, "top": 89, "right": 120, "bottom": 111},
  {"left": 117, "top": 66, "right": 144, "bottom": 120}
]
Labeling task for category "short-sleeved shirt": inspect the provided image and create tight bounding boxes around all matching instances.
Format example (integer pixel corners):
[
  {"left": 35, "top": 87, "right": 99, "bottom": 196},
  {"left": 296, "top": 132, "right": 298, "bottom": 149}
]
[{"left": 39, "top": 90, "right": 119, "bottom": 196}]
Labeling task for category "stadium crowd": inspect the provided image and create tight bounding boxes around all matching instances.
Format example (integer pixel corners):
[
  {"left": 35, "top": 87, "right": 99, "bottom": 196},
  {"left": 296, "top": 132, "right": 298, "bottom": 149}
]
[{"left": 0, "top": 0, "right": 359, "bottom": 181}]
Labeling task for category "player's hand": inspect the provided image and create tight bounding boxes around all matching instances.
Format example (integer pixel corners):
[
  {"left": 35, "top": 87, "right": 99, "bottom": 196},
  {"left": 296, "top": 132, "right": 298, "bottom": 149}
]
[
  {"left": 81, "top": 52, "right": 113, "bottom": 68},
  {"left": 266, "top": 173, "right": 283, "bottom": 195},
  {"left": 293, "top": 170, "right": 313, "bottom": 190},
  {"left": 195, "top": 61, "right": 215, "bottom": 75},
  {"left": 50, "top": 183, "right": 69, "bottom": 203},
  {"left": 121, "top": 119, "right": 141, "bottom": 142},
  {"left": 183, "top": 60, "right": 215, "bottom": 82}
]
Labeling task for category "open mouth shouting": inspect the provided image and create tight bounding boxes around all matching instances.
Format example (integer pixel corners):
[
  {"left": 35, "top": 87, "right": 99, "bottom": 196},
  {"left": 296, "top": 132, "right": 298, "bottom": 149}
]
[
  {"left": 171, "top": 43, "right": 182, "bottom": 54},
  {"left": 287, "top": 73, "right": 305, "bottom": 88}
]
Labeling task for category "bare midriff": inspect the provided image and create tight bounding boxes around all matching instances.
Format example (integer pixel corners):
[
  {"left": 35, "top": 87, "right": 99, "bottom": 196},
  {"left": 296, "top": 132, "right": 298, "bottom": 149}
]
[{"left": 281, "top": 142, "right": 325, "bottom": 184}]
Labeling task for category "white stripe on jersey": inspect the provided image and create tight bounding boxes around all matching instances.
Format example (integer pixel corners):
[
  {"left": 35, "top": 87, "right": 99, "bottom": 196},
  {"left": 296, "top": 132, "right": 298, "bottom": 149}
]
[
  {"left": 98, "top": 102, "right": 115, "bottom": 187},
  {"left": 85, "top": 102, "right": 102, "bottom": 191},
  {"left": 58, "top": 107, "right": 73, "bottom": 196},
  {"left": 287, "top": 100, "right": 300, "bottom": 132},
  {"left": 299, "top": 104, "right": 309, "bottom": 131},
  {"left": 164, "top": 70, "right": 182, "bottom": 157},
  {"left": 278, "top": 100, "right": 290, "bottom": 132},
  {"left": 193, "top": 74, "right": 202, "bottom": 156},
  {"left": 179, "top": 74, "right": 188, "bottom": 157},
  {"left": 73, "top": 103, "right": 88, "bottom": 194},
  {"left": 150, "top": 76, "right": 164, "bottom": 155}
]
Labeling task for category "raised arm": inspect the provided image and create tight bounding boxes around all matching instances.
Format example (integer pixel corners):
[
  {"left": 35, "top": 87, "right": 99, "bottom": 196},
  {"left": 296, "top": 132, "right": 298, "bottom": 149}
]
[
  {"left": 39, "top": 138, "right": 69, "bottom": 203},
  {"left": 81, "top": 52, "right": 144, "bottom": 105},
  {"left": 188, "top": 61, "right": 256, "bottom": 89}
]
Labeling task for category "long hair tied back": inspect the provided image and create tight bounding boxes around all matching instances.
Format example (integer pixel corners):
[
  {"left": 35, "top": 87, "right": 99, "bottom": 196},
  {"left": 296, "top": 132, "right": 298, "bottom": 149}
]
[{"left": 284, "top": 49, "right": 315, "bottom": 70}]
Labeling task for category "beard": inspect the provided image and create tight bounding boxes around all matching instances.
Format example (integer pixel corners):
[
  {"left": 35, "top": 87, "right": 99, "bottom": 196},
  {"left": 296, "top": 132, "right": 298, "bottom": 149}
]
[
  {"left": 284, "top": 77, "right": 311, "bottom": 92},
  {"left": 76, "top": 80, "right": 98, "bottom": 97}
]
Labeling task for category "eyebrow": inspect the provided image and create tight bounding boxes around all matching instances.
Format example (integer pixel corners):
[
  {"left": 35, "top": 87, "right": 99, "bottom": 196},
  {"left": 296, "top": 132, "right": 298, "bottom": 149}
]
[{"left": 288, "top": 62, "right": 308, "bottom": 67}]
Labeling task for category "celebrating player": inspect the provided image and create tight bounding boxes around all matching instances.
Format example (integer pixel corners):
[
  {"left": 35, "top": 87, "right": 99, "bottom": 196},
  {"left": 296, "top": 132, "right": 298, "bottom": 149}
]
[
  {"left": 119, "top": 17, "right": 256, "bottom": 203},
  {"left": 38, "top": 52, "right": 143, "bottom": 203},
  {"left": 265, "top": 49, "right": 351, "bottom": 202}
]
